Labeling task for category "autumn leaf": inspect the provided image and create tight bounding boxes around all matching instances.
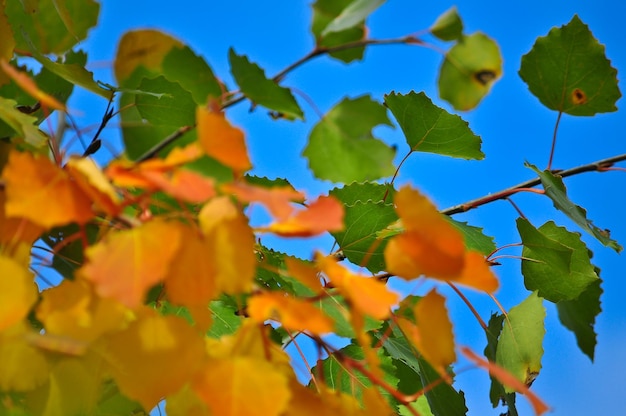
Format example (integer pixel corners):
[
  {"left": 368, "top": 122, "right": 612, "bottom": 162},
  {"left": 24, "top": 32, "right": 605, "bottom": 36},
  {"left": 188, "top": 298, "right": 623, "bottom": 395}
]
[
  {"left": 0, "top": 190, "right": 44, "bottom": 245},
  {"left": 192, "top": 356, "right": 291, "bottom": 416},
  {"left": 0, "top": 255, "right": 38, "bottom": 331},
  {"left": 197, "top": 105, "right": 252, "bottom": 173},
  {"left": 0, "top": 322, "right": 49, "bottom": 391},
  {"left": 65, "top": 156, "right": 122, "bottom": 216},
  {"left": 198, "top": 197, "right": 256, "bottom": 294},
  {"left": 2, "top": 151, "right": 93, "bottom": 228},
  {"left": 266, "top": 195, "right": 344, "bottom": 237},
  {"left": 285, "top": 257, "right": 324, "bottom": 294},
  {"left": 0, "top": 59, "right": 66, "bottom": 111},
  {"left": 316, "top": 254, "right": 399, "bottom": 320},
  {"left": 139, "top": 168, "right": 216, "bottom": 203},
  {"left": 247, "top": 292, "right": 333, "bottom": 334},
  {"left": 398, "top": 290, "right": 456, "bottom": 378},
  {"left": 221, "top": 181, "right": 304, "bottom": 220},
  {"left": 80, "top": 219, "right": 183, "bottom": 308},
  {"left": 105, "top": 309, "right": 207, "bottom": 411}
]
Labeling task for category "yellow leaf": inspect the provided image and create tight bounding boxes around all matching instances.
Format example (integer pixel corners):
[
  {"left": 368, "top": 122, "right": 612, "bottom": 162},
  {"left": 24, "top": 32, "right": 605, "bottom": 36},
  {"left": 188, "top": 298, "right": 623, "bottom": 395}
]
[
  {"left": 0, "top": 189, "right": 44, "bottom": 246},
  {"left": 247, "top": 292, "right": 333, "bottom": 335},
  {"left": 199, "top": 197, "right": 255, "bottom": 295},
  {"left": 362, "top": 387, "right": 395, "bottom": 416},
  {"left": 0, "top": 60, "right": 65, "bottom": 111},
  {"left": 316, "top": 254, "right": 398, "bottom": 320},
  {"left": 164, "top": 224, "right": 217, "bottom": 307},
  {"left": 36, "top": 279, "right": 129, "bottom": 343},
  {"left": 399, "top": 289, "right": 456, "bottom": 377},
  {"left": 105, "top": 310, "right": 206, "bottom": 411},
  {"left": 80, "top": 219, "right": 182, "bottom": 308},
  {"left": 0, "top": 255, "right": 38, "bottom": 331},
  {"left": 2, "top": 151, "right": 93, "bottom": 228},
  {"left": 114, "top": 29, "right": 183, "bottom": 83},
  {"left": 166, "top": 383, "right": 210, "bottom": 416},
  {"left": 197, "top": 105, "right": 252, "bottom": 173},
  {"left": 65, "top": 156, "right": 122, "bottom": 216},
  {"left": 192, "top": 357, "right": 290, "bottom": 416},
  {"left": 285, "top": 257, "right": 324, "bottom": 294},
  {"left": 0, "top": 322, "right": 49, "bottom": 391}
]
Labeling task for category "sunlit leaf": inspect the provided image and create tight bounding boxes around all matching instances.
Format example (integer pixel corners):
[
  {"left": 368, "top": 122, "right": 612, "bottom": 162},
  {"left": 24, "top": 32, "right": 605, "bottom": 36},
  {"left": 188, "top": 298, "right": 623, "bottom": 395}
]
[
  {"left": 322, "top": 0, "right": 385, "bottom": 36},
  {"left": 285, "top": 257, "right": 324, "bottom": 294},
  {"left": 0, "top": 60, "right": 65, "bottom": 111},
  {"left": 0, "top": 190, "right": 44, "bottom": 246},
  {"left": 384, "top": 91, "right": 484, "bottom": 159},
  {"left": 197, "top": 105, "right": 252, "bottom": 173},
  {"left": 105, "top": 310, "right": 206, "bottom": 411},
  {"left": 496, "top": 292, "right": 546, "bottom": 392},
  {"left": 248, "top": 292, "right": 333, "bottom": 334},
  {"left": 65, "top": 157, "right": 122, "bottom": 216},
  {"left": 0, "top": 322, "right": 49, "bottom": 391},
  {"left": 317, "top": 254, "right": 398, "bottom": 319},
  {"left": 519, "top": 15, "right": 621, "bottom": 115},
  {"left": 329, "top": 182, "right": 397, "bottom": 273},
  {"left": 557, "top": 278, "right": 602, "bottom": 361},
  {"left": 166, "top": 383, "right": 210, "bottom": 416},
  {"left": 527, "top": 163, "right": 622, "bottom": 252},
  {"left": 430, "top": 6, "right": 463, "bottom": 41},
  {"left": 6, "top": 0, "right": 99, "bottom": 54},
  {"left": 199, "top": 197, "right": 256, "bottom": 294},
  {"left": 80, "top": 219, "right": 183, "bottom": 308},
  {"left": 229, "top": 49, "right": 303, "bottom": 120},
  {"left": 0, "top": 255, "right": 38, "bottom": 331},
  {"left": 2, "top": 151, "right": 93, "bottom": 228},
  {"left": 311, "top": 0, "right": 366, "bottom": 62},
  {"left": 0, "top": 97, "right": 48, "bottom": 147},
  {"left": 303, "top": 95, "right": 395, "bottom": 182},
  {"left": 397, "top": 290, "right": 456, "bottom": 377},
  {"left": 207, "top": 300, "right": 243, "bottom": 339},
  {"left": 439, "top": 33, "right": 502, "bottom": 110},
  {"left": 264, "top": 195, "right": 343, "bottom": 237},
  {"left": 222, "top": 181, "right": 304, "bottom": 221},
  {"left": 36, "top": 279, "right": 128, "bottom": 343},
  {"left": 192, "top": 357, "right": 290, "bottom": 416}
]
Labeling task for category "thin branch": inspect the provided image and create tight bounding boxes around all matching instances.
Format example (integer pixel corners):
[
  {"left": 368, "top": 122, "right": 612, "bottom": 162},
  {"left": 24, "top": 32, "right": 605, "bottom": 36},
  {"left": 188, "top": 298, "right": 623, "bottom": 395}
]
[
  {"left": 135, "top": 125, "right": 193, "bottom": 162},
  {"left": 441, "top": 153, "right": 626, "bottom": 215}
]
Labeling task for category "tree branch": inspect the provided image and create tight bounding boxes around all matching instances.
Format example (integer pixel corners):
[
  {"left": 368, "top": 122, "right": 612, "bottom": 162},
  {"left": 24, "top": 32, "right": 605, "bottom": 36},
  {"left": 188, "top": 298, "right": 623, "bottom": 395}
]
[{"left": 441, "top": 153, "right": 626, "bottom": 215}]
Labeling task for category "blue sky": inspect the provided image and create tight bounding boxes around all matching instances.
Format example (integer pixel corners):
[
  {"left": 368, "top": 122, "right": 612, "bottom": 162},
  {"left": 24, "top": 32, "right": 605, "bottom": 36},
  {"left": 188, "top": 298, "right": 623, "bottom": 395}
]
[{"left": 67, "top": 1, "right": 626, "bottom": 414}]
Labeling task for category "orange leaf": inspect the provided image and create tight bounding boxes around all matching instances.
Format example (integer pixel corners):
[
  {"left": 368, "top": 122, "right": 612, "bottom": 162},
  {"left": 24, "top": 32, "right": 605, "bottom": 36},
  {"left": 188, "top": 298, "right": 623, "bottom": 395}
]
[
  {"left": 399, "top": 289, "right": 456, "bottom": 377},
  {"left": 267, "top": 195, "right": 344, "bottom": 237},
  {"left": 140, "top": 169, "right": 216, "bottom": 203},
  {"left": 105, "top": 310, "right": 206, "bottom": 411},
  {"left": 221, "top": 182, "right": 304, "bottom": 221},
  {"left": 285, "top": 257, "right": 324, "bottom": 294},
  {"left": 164, "top": 224, "right": 217, "bottom": 307},
  {"left": 0, "top": 190, "right": 44, "bottom": 245},
  {"left": 2, "top": 151, "right": 93, "bottom": 228},
  {"left": 460, "top": 346, "right": 549, "bottom": 415},
  {"left": 247, "top": 292, "right": 333, "bottom": 334},
  {"left": 456, "top": 251, "right": 499, "bottom": 293},
  {"left": 316, "top": 254, "right": 398, "bottom": 320},
  {"left": 80, "top": 219, "right": 182, "bottom": 308},
  {"left": 65, "top": 156, "right": 122, "bottom": 216},
  {"left": 199, "top": 197, "right": 256, "bottom": 295},
  {"left": 197, "top": 106, "right": 251, "bottom": 173},
  {"left": 0, "top": 255, "right": 38, "bottom": 331},
  {"left": 192, "top": 357, "right": 290, "bottom": 416},
  {"left": 36, "top": 279, "right": 128, "bottom": 343},
  {"left": 0, "top": 60, "right": 65, "bottom": 111}
]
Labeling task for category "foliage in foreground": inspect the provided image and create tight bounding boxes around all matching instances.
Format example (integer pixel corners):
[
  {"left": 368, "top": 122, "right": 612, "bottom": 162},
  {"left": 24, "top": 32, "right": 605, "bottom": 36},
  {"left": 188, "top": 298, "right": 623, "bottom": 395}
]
[{"left": 0, "top": 2, "right": 622, "bottom": 415}]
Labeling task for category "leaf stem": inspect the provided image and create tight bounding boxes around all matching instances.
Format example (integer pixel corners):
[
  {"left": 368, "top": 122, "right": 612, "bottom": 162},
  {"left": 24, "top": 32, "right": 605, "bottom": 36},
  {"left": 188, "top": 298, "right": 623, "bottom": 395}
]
[
  {"left": 547, "top": 111, "right": 563, "bottom": 170},
  {"left": 441, "top": 153, "right": 626, "bottom": 215}
]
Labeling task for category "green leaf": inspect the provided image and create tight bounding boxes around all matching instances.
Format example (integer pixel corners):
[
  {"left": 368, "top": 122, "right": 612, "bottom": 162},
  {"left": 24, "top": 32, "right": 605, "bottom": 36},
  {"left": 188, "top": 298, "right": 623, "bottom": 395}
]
[
  {"left": 418, "top": 356, "right": 468, "bottom": 416},
  {"left": 557, "top": 278, "right": 602, "bottom": 361},
  {"left": 0, "top": 97, "right": 47, "bottom": 147},
  {"left": 447, "top": 218, "right": 496, "bottom": 255},
  {"left": 522, "top": 220, "right": 598, "bottom": 302},
  {"left": 526, "top": 163, "right": 622, "bottom": 252},
  {"left": 303, "top": 95, "right": 395, "bottom": 182},
  {"left": 438, "top": 33, "right": 502, "bottom": 111},
  {"left": 384, "top": 91, "right": 484, "bottom": 159},
  {"left": 329, "top": 182, "right": 397, "bottom": 272},
  {"left": 310, "top": 343, "right": 397, "bottom": 402},
  {"left": 311, "top": 0, "right": 366, "bottom": 62},
  {"left": 229, "top": 49, "right": 303, "bottom": 120},
  {"left": 321, "top": 0, "right": 385, "bottom": 36},
  {"left": 519, "top": 15, "right": 621, "bottom": 116},
  {"left": 162, "top": 46, "right": 224, "bottom": 105},
  {"left": 207, "top": 300, "right": 243, "bottom": 338},
  {"left": 28, "top": 47, "right": 110, "bottom": 99},
  {"left": 316, "top": 295, "right": 381, "bottom": 338},
  {"left": 6, "top": 0, "right": 99, "bottom": 54},
  {"left": 430, "top": 7, "right": 464, "bottom": 41},
  {"left": 483, "top": 313, "right": 518, "bottom": 413},
  {"left": 495, "top": 292, "right": 546, "bottom": 393},
  {"left": 254, "top": 246, "right": 311, "bottom": 296}
]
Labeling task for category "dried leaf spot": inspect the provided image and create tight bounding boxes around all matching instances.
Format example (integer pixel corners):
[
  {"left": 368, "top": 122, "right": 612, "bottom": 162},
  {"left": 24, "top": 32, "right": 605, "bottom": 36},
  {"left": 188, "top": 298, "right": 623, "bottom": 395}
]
[
  {"left": 571, "top": 88, "right": 587, "bottom": 105},
  {"left": 474, "top": 70, "right": 497, "bottom": 85}
]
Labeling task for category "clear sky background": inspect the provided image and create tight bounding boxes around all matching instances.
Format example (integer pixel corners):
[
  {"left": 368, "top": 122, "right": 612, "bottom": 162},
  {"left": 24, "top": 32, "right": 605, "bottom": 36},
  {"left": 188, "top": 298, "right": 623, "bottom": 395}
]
[{"left": 65, "top": 1, "right": 626, "bottom": 414}]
